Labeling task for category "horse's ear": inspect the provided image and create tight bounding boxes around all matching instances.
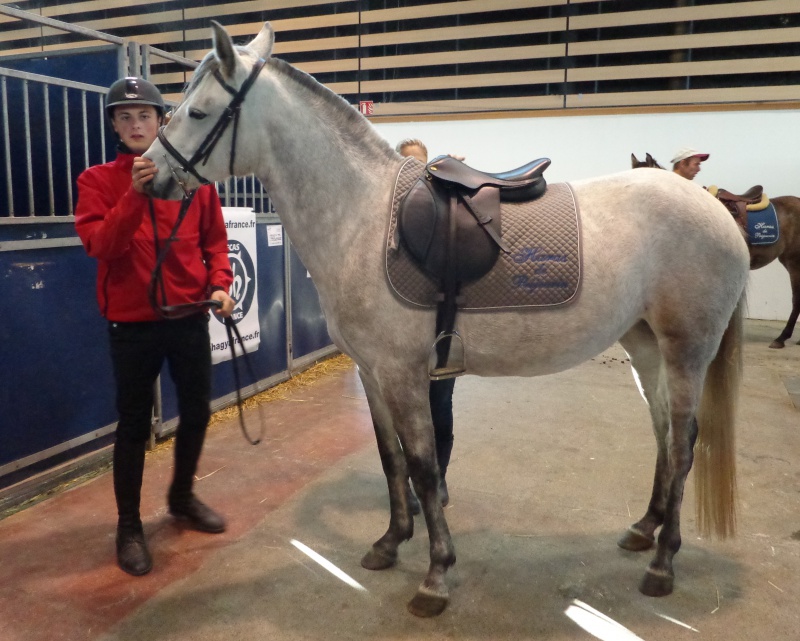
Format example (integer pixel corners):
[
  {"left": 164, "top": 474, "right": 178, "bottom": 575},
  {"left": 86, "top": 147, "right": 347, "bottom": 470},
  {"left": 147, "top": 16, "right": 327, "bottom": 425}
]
[
  {"left": 249, "top": 22, "right": 275, "bottom": 59},
  {"left": 631, "top": 153, "right": 640, "bottom": 168},
  {"left": 211, "top": 20, "right": 237, "bottom": 78}
]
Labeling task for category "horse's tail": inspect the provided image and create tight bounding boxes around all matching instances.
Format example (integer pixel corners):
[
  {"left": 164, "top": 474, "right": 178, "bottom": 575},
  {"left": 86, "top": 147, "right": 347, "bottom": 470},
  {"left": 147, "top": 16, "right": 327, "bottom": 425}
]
[{"left": 694, "top": 290, "right": 746, "bottom": 539}]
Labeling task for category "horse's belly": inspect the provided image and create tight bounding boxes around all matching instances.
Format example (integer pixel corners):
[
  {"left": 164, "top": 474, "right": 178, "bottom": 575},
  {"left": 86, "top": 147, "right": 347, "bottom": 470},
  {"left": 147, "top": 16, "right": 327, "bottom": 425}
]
[{"left": 458, "top": 306, "right": 635, "bottom": 378}]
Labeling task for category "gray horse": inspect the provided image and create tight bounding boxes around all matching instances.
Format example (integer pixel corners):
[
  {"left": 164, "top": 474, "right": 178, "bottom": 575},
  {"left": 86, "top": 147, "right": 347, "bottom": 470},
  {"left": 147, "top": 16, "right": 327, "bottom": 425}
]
[{"left": 145, "top": 22, "right": 750, "bottom": 617}]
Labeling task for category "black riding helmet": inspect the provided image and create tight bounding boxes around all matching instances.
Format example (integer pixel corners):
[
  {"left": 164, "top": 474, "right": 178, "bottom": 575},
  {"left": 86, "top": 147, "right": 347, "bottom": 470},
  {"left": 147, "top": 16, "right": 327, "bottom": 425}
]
[{"left": 105, "top": 77, "right": 165, "bottom": 119}]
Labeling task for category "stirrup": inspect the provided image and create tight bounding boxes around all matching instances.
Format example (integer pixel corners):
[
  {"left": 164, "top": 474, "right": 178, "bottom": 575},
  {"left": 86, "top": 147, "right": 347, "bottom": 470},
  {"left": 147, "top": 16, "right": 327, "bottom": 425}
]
[{"left": 428, "top": 330, "right": 466, "bottom": 380}]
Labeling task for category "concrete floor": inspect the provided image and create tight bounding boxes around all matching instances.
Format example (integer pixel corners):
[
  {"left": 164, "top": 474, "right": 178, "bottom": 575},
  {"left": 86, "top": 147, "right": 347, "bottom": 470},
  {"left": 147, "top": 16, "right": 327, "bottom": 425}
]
[{"left": 1, "top": 319, "right": 800, "bottom": 641}]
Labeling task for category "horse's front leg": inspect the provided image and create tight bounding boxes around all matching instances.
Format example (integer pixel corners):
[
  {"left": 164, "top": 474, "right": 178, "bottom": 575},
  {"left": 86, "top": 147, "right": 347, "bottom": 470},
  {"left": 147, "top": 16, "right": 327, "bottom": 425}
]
[
  {"left": 383, "top": 370, "right": 456, "bottom": 617},
  {"left": 357, "top": 370, "right": 415, "bottom": 571}
]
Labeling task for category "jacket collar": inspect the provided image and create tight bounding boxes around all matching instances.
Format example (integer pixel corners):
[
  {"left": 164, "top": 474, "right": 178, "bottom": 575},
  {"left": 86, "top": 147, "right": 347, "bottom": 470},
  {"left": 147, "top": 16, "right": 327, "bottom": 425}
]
[{"left": 113, "top": 151, "right": 136, "bottom": 172}]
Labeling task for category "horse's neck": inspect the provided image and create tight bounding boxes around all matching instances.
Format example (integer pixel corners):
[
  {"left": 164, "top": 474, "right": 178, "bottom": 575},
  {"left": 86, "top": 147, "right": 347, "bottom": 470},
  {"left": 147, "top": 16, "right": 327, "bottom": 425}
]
[{"left": 254, "top": 79, "right": 397, "bottom": 278}]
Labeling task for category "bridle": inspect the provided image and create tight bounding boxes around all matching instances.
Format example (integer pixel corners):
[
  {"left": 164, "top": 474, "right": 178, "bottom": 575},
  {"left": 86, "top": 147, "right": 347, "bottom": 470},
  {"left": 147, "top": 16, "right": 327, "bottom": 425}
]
[
  {"left": 148, "top": 56, "right": 269, "bottom": 445},
  {"left": 157, "top": 57, "right": 267, "bottom": 193}
]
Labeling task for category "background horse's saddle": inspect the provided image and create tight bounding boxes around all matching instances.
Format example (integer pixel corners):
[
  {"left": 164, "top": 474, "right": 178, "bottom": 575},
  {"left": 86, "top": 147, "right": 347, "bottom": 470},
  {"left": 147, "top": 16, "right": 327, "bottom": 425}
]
[
  {"left": 708, "top": 184, "right": 769, "bottom": 214},
  {"left": 398, "top": 156, "right": 550, "bottom": 283}
]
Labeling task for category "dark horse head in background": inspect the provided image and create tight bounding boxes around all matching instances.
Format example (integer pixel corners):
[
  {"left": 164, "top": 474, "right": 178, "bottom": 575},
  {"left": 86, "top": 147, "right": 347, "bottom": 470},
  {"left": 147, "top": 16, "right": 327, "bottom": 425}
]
[{"left": 630, "top": 153, "right": 665, "bottom": 170}]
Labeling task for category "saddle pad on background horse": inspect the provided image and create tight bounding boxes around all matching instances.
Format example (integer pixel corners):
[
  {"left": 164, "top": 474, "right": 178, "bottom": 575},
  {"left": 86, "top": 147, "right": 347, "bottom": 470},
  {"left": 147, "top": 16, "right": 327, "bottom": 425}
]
[
  {"left": 747, "top": 202, "right": 779, "bottom": 246},
  {"left": 386, "top": 157, "right": 582, "bottom": 309}
]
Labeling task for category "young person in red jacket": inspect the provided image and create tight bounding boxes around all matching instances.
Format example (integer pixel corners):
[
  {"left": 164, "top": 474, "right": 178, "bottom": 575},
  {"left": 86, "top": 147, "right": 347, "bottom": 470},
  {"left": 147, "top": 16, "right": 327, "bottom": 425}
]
[{"left": 75, "top": 77, "right": 235, "bottom": 576}]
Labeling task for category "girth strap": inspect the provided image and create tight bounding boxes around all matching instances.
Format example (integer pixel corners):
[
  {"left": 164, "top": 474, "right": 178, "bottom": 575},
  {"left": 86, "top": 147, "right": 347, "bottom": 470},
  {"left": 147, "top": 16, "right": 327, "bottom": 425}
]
[{"left": 433, "top": 190, "right": 462, "bottom": 373}]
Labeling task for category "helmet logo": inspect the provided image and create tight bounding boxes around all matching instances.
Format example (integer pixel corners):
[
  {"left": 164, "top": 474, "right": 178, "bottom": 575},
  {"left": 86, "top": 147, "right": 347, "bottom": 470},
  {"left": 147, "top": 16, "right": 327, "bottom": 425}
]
[{"left": 125, "top": 93, "right": 138, "bottom": 99}]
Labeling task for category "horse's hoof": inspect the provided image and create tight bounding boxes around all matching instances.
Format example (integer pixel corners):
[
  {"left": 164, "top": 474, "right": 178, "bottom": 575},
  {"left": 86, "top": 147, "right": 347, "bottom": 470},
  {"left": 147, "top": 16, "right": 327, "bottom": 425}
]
[
  {"left": 638, "top": 567, "right": 674, "bottom": 597},
  {"left": 769, "top": 340, "right": 785, "bottom": 349},
  {"left": 407, "top": 586, "right": 449, "bottom": 617},
  {"left": 617, "top": 528, "right": 654, "bottom": 552},
  {"left": 361, "top": 547, "right": 397, "bottom": 571}
]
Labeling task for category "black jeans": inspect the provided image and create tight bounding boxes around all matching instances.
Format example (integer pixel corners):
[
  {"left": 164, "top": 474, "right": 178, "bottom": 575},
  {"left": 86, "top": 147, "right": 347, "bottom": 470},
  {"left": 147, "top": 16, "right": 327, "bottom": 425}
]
[
  {"left": 429, "top": 378, "right": 456, "bottom": 477},
  {"left": 108, "top": 314, "right": 212, "bottom": 531}
]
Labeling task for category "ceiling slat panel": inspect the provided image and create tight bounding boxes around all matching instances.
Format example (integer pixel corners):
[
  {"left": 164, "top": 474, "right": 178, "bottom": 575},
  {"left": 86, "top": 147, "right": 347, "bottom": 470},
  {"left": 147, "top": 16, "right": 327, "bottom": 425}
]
[
  {"left": 569, "top": 57, "right": 800, "bottom": 82},
  {"left": 0, "top": 0, "right": 797, "bottom": 117},
  {"left": 571, "top": 0, "right": 796, "bottom": 29},
  {"left": 569, "top": 27, "right": 800, "bottom": 56},
  {"left": 362, "top": 69, "right": 566, "bottom": 93},
  {"left": 566, "top": 85, "right": 800, "bottom": 109}
]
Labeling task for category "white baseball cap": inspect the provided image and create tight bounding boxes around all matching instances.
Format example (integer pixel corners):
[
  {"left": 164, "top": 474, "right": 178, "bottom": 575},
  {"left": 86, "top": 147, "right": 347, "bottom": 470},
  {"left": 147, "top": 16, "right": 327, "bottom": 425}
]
[{"left": 670, "top": 147, "right": 710, "bottom": 164}]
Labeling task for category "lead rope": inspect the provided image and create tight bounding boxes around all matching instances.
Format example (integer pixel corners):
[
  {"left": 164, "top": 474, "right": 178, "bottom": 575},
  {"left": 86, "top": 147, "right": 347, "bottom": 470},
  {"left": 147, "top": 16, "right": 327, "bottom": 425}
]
[
  {"left": 223, "top": 317, "right": 262, "bottom": 445},
  {"left": 148, "top": 193, "right": 264, "bottom": 445}
]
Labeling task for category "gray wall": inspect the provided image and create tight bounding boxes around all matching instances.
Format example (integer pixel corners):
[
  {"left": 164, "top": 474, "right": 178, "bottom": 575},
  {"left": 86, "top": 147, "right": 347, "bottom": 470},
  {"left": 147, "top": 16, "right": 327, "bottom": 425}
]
[{"left": 376, "top": 108, "right": 800, "bottom": 321}]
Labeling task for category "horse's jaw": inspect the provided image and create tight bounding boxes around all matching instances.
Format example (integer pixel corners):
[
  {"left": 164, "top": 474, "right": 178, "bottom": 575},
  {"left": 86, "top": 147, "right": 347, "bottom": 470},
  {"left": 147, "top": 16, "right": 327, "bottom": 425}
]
[{"left": 144, "top": 176, "right": 186, "bottom": 201}]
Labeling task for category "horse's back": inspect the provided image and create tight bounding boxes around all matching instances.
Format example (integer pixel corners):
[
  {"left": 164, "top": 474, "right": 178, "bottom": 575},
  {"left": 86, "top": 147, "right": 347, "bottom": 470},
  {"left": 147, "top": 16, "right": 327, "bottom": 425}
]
[
  {"left": 573, "top": 169, "right": 748, "bottom": 282},
  {"left": 459, "top": 169, "right": 749, "bottom": 377},
  {"left": 574, "top": 168, "right": 749, "bottom": 316},
  {"left": 574, "top": 168, "right": 742, "bottom": 237}
]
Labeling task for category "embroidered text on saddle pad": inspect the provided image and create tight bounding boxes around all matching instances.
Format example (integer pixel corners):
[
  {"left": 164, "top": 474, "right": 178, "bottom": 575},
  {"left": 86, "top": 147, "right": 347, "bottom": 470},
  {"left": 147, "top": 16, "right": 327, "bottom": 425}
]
[
  {"left": 385, "top": 158, "right": 582, "bottom": 309},
  {"left": 747, "top": 202, "right": 779, "bottom": 246}
]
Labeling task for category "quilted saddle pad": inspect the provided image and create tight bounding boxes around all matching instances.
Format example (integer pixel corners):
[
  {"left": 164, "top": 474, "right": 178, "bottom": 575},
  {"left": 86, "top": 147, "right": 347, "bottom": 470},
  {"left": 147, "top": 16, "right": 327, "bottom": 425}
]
[{"left": 385, "top": 157, "right": 582, "bottom": 309}]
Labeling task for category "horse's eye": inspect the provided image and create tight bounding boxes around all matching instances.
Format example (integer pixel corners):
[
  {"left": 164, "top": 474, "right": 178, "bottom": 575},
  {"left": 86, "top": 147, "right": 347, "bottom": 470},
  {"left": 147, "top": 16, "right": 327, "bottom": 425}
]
[{"left": 189, "top": 108, "right": 207, "bottom": 120}]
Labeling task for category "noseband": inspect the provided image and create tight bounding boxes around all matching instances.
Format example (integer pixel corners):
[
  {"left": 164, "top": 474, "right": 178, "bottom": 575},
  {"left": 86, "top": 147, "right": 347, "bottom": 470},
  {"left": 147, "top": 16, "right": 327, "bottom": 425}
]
[{"left": 157, "top": 57, "right": 267, "bottom": 190}]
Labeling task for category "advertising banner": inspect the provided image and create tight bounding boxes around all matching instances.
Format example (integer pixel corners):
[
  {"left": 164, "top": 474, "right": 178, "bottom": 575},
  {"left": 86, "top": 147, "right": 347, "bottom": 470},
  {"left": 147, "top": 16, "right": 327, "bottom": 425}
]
[{"left": 210, "top": 207, "right": 260, "bottom": 364}]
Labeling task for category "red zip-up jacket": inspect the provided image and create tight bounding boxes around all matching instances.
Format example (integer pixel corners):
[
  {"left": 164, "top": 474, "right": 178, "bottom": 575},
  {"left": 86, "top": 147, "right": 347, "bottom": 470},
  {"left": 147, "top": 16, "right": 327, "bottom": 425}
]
[{"left": 75, "top": 152, "right": 233, "bottom": 322}]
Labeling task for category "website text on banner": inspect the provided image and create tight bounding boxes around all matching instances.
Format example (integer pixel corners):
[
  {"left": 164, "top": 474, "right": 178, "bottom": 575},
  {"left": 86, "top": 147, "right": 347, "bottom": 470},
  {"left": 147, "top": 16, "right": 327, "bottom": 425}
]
[{"left": 210, "top": 207, "right": 260, "bottom": 363}]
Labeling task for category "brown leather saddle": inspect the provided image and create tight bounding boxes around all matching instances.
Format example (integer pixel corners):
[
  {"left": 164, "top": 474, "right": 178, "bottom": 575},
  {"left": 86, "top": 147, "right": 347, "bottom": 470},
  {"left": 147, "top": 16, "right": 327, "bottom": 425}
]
[
  {"left": 397, "top": 155, "right": 550, "bottom": 378},
  {"left": 707, "top": 184, "right": 769, "bottom": 229}
]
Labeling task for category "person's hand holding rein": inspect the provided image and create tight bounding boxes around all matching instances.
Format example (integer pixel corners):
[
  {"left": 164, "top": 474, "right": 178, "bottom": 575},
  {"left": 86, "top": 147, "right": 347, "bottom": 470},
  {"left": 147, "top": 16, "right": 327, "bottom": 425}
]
[
  {"left": 210, "top": 290, "right": 235, "bottom": 318},
  {"left": 132, "top": 157, "right": 158, "bottom": 193}
]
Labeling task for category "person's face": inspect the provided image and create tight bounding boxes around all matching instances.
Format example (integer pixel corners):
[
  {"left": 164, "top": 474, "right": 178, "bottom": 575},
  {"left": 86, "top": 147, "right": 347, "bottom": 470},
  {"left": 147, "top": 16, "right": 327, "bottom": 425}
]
[
  {"left": 675, "top": 156, "right": 703, "bottom": 180},
  {"left": 111, "top": 104, "right": 160, "bottom": 154},
  {"left": 399, "top": 144, "right": 428, "bottom": 164}
]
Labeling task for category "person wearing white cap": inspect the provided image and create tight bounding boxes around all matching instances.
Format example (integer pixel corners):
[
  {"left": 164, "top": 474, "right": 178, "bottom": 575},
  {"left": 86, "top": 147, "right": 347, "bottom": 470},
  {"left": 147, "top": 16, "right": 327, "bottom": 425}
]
[{"left": 670, "top": 147, "right": 709, "bottom": 181}]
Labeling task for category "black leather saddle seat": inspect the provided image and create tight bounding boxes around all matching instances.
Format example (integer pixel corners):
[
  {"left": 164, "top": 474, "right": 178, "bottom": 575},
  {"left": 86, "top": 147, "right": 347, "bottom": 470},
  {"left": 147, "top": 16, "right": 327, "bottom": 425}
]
[{"left": 427, "top": 156, "right": 551, "bottom": 202}]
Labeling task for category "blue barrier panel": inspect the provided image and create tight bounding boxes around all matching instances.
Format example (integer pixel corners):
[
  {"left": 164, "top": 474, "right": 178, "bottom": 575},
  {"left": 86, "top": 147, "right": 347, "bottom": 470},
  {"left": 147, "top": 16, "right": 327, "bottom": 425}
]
[
  {"left": 0, "top": 242, "right": 116, "bottom": 478},
  {"left": 289, "top": 244, "right": 332, "bottom": 359},
  {"left": 0, "top": 47, "right": 119, "bottom": 85},
  {"left": 0, "top": 49, "right": 118, "bottom": 217}
]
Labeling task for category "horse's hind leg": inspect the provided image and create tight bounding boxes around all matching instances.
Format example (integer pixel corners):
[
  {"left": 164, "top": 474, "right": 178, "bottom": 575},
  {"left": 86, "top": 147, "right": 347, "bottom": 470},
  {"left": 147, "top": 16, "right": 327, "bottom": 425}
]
[
  {"left": 618, "top": 321, "right": 670, "bottom": 552},
  {"left": 637, "top": 335, "right": 718, "bottom": 598},
  {"left": 770, "top": 258, "right": 800, "bottom": 348},
  {"left": 357, "top": 370, "right": 415, "bottom": 571}
]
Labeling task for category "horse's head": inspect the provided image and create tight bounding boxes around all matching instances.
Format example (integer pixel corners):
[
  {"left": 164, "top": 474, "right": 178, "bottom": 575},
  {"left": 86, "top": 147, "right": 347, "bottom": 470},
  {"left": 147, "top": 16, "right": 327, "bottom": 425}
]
[
  {"left": 631, "top": 153, "right": 664, "bottom": 170},
  {"left": 144, "top": 21, "right": 275, "bottom": 200}
]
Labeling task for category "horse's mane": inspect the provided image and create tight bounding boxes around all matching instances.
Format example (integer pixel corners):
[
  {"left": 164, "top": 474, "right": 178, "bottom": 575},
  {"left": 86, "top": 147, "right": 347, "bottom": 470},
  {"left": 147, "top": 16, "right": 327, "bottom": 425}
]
[{"left": 187, "top": 50, "right": 396, "bottom": 162}]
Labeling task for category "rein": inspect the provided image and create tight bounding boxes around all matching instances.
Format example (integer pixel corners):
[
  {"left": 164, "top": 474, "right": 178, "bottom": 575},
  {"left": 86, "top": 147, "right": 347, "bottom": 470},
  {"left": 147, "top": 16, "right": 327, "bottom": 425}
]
[
  {"left": 147, "top": 190, "right": 264, "bottom": 446},
  {"left": 150, "top": 57, "right": 270, "bottom": 446},
  {"left": 157, "top": 58, "right": 267, "bottom": 190}
]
